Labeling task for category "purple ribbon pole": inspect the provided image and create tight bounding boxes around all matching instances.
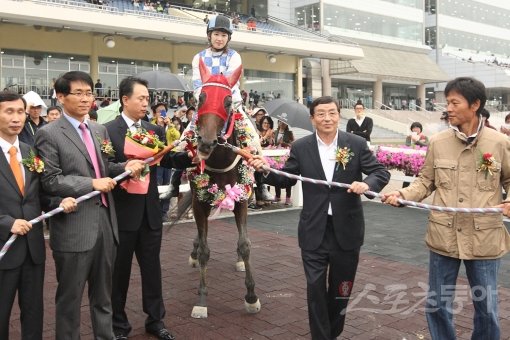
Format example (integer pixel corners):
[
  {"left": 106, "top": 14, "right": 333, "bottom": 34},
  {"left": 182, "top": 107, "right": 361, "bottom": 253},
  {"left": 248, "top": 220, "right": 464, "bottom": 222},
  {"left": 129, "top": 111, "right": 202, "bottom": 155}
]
[{"left": 224, "top": 142, "right": 504, "bottom": 215}]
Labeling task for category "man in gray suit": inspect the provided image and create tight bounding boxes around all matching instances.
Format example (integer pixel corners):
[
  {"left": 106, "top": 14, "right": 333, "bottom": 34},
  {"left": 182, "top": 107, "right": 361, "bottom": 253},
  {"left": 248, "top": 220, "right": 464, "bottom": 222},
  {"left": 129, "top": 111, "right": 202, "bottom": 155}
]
[
  {"left": 34, "top": 71, "right": 145, "bottom": 340},
  {"left": 0, "top": 91, "right": 76, "bottom": 340},
  {"left": 249, "top": 96, "right": 390, "bottom": 340}
]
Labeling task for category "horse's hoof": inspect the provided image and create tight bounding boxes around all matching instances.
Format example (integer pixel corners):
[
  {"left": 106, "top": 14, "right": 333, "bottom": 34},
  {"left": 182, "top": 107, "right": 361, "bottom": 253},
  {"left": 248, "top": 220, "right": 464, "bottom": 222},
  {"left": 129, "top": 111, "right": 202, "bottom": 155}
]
[
  {"left": 235, "top": 261, "right": 245, "bottom": 272},
  {"left": 191, "top": 306, "right": 208, "bottom": 318},
  {"left": 189, "top": 256, "right": 198, "bottom": 268},
  {"left": 245, "top": 299, "right": 261, "bottom": 314}
]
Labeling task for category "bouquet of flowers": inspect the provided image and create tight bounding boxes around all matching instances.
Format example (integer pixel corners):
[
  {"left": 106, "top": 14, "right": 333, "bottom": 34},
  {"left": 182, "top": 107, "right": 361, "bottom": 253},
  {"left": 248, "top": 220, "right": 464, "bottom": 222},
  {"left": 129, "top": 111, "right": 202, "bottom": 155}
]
[
  {"left": 121, "top": 127, "right": 166, "bottom": 194},
  {"left": 375, "top": 145, "right": 427, "bottom": 176}
]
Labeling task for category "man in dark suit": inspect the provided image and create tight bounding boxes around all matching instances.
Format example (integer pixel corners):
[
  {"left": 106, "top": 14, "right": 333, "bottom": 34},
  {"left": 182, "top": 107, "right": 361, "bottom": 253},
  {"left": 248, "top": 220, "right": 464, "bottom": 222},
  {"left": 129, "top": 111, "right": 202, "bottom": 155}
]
[
  {"left": 34, "top": 72, "right": 145, "bottom": 340},
  {"left": 0, "top": 91, "right": 76, "bottom": 339},
  {"left": 249, "top": 96, "right": 390, "bottom": 340},
  {"left": 346, "top": 100, "right": 373, "bottom": 142},
  {"left": 105, "top": 77, "right": 192, "bottom": 340}
]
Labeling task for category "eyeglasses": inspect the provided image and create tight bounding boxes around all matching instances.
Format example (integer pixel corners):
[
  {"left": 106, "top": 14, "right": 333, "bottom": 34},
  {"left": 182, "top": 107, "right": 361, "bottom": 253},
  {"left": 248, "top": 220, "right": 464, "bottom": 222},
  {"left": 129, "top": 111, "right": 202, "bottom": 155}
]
[
  {"left": 68, "top": 92, "right": 95, "bottom": 99},
  {"left": 314, "top": 111, "right": 339, "bottom": 119}
]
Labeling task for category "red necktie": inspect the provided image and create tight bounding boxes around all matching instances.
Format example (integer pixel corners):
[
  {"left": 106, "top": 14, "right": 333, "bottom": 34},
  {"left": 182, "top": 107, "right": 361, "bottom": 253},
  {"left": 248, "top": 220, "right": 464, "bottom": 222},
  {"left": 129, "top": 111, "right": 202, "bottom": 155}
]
[
  {"left": 8, "top": 146, "right": 24, "bottom": 195},
  {"left": 79, "top": 123, "right": 108, "bottom": 206}
]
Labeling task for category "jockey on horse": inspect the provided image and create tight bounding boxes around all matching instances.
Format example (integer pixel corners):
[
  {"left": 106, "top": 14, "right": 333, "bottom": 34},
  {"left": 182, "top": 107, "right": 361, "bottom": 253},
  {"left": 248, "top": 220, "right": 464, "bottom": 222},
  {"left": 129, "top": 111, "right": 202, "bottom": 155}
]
[{"left": 189, "top": 14, "right": 273, "bottom": 203}]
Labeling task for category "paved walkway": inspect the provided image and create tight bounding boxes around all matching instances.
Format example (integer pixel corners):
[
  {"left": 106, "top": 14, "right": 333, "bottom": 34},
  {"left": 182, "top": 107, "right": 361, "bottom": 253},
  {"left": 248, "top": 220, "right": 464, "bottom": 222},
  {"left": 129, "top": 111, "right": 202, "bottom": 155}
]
[{"left": 8, "top": 201, "right": 510, "bottom": 339}]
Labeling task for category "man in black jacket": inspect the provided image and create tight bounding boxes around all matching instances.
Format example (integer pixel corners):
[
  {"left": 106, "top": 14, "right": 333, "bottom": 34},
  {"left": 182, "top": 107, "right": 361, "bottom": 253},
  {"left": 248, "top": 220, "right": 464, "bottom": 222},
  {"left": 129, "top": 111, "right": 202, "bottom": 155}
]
[
  {"left": 346, "top": 100, "right": 373, "bottom": 142},
  {"left": 249, "top": 96, "right": 390, "bottom": 340},
  {"left": 105, "top": 77, "right": 192, "bottom": 340}
]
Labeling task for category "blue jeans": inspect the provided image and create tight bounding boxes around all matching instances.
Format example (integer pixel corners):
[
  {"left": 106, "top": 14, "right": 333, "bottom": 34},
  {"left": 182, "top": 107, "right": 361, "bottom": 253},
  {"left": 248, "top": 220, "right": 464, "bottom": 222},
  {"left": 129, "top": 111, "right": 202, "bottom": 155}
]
[{"left": 426, "top": 251, "right": 501, "bottom": 340}]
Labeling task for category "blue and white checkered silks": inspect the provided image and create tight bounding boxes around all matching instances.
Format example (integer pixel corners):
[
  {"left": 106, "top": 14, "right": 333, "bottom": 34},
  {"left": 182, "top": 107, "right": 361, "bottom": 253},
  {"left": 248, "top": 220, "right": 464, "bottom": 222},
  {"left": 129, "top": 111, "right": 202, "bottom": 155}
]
[{"left": 192, "top": 48, "right": 242, "bottom": 104}]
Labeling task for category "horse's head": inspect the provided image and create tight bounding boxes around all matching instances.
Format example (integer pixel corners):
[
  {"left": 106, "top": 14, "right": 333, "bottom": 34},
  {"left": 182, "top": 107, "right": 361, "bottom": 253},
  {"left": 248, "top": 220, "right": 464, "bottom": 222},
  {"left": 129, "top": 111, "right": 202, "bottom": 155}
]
[{"left": 196, "top": 57, "right": 242, "bottom": 160}]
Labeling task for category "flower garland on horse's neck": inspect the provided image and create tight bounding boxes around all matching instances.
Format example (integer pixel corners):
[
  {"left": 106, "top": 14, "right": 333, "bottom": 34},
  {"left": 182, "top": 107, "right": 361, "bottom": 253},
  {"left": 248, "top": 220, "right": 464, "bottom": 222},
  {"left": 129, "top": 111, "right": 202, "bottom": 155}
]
[{"left": 186, "top": 112, "right": 258, "bottom": 210}]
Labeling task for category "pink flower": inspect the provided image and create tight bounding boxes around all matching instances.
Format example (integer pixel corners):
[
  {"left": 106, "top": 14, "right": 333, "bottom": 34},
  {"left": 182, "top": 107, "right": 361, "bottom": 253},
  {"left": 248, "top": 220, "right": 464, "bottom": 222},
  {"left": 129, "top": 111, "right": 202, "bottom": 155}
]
[{"left": 218, "top": 184, "right": 243, "bottom": 211}]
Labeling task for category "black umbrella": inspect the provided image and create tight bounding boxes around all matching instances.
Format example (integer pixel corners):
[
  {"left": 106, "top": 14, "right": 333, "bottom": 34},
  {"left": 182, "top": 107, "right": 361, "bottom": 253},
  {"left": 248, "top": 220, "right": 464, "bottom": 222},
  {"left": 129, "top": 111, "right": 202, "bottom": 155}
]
[
  {"left": 263, "top": 98, "right": 313, "bottom": 132},
  {"left": 136, "top": 70, "right": 192, "bottom": 91}
]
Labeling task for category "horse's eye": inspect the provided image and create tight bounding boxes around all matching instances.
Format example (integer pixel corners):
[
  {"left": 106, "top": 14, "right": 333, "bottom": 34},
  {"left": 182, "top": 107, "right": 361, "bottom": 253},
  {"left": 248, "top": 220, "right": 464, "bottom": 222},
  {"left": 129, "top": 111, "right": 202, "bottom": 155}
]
[
  {"left": 198, "top": 92, "right": 207, "bottom": 109},
  {"left": 224, "top": 95, "right": 232, "bottom": 108}
]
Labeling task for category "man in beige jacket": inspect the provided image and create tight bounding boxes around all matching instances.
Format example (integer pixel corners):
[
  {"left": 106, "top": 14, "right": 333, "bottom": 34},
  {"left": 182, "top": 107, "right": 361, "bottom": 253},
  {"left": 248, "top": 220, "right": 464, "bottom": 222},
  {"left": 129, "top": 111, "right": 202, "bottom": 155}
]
[{"left": 383, "top": 77, "right": 510, "bottom": 340}]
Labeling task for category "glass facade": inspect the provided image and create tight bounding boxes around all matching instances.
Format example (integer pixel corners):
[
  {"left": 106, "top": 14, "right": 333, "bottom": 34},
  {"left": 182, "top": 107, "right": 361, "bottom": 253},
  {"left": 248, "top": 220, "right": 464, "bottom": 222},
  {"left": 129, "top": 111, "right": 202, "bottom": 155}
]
[
  {"left": 438, "top": 0, "right": 510, "bottom": 29},
  {"left": 332, "top": 80, "right": 418, "bottom": 111},
  {"left": 1, "top": 50, "right": 89, "bottom": 99},
  {"left": 97, "top": 58, "right": 170, "bottom": 98},
  {"left": 244, "top": 69, "right": 294, "bottom": 100},
  {"left": 298, "top": 4, "right": 423, "bottom": 44},
  {"left": 295, "top": 3, "right": 320, "bottom": 31},
  {"left": 0, "top": 50, "right": 173, "bottom": 100},
  {"left": 438, "top": 28, "right": 510, "bottom": 56},
  {"left": 380, "top": 0, "right": 422, "bottom": 8},
  {"left": 324, "top": 5, "right": 422, "bottom": 43}
]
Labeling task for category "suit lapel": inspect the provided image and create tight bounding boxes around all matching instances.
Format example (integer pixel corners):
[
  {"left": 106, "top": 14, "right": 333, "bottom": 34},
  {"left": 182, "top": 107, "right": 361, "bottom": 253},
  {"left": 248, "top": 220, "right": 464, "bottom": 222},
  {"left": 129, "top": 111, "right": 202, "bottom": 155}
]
[
  {"left": 307, "top": 133, "right": 327, "bottom": 180},
  {"left": 117, "top": 117, "right": 129, "bottom": 158},
  {"left": 0, "top": 147, "right": 22, "bottom": 195},
  {"left": 333, "top": 132, "right": 352, "bottom": 181},
  {"left": 20, "top": 143, "right": 33, "bottom": 194},
  {"left": 59, "top": 117, "right": 94, "bottom": 167}
]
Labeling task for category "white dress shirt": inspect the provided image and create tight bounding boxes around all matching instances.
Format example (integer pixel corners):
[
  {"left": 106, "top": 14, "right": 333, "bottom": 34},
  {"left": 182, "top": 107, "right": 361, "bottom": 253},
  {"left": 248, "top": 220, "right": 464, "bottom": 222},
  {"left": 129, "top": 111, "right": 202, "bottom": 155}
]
[
  {"left": 121, "top": 112, "right": 142, "bottom": 132},
  {"left": 0, "top": 136, "right": 26, "bottom": 181},
  {"left": 316, "top": 130, "right": 338, "bottom": 216}
]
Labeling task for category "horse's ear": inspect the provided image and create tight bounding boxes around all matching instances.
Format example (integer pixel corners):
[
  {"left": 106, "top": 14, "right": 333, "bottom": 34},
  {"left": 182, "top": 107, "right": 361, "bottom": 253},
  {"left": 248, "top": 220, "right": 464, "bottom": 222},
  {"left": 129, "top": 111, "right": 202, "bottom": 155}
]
[
  {"left": 226, "top": 65, "right": 243, "bottom": 88},
  {"left": 199, "top": 57, "right": 211, "bottom": 82}
]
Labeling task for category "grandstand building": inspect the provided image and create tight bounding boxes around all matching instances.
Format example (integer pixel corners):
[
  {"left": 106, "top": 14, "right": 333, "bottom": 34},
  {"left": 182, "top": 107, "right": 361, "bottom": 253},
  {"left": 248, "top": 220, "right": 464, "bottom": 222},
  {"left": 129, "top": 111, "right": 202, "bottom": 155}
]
[
  {"left": 293, "top": 0, "right": 447, "bottom": 111},
  {"left": 425, "top": 0, "right": 510, "bottom": 111},
  {"left": 0, "top": 0, "right": 363, "bottom": 103},
  {"left": 1, "top": 0, "right": 509, "bottom": 114}
]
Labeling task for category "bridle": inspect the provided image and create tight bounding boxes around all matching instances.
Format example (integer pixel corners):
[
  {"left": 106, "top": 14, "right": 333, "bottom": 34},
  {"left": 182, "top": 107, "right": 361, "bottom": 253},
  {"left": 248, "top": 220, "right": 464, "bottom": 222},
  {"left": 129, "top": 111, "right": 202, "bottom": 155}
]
[{"left": 199, "top": 80, "right": 240, "bottom": 141}]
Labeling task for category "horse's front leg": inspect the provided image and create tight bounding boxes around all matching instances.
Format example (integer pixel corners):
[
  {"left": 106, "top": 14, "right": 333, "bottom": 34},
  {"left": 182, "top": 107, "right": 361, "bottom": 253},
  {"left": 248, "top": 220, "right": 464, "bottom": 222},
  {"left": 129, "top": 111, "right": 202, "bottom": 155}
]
[
  {"left": 189, "top": 234, "right": 199, "bottom": 268},
  {"left": 191, "top": 200, "right": 211, "bottom": 318},
  {"left": 234, "top": 200, "right": 261, "bottom": 314},
  {"left": 189, "top": 196, "right": 200, "bottom": 267}
]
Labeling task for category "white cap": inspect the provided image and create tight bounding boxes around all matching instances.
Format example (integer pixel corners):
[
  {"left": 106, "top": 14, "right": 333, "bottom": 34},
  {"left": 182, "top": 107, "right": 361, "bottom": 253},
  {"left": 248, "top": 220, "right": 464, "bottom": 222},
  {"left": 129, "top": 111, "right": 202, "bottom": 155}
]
[
  {"left": 23, "top": 91, "right": 47, "bottom": 108},
  {"left": 251, "top": 107, "right": 267, "bottom": 117},
  {"left": 23, "top": 91, "right": 48, "bottom": 116}
]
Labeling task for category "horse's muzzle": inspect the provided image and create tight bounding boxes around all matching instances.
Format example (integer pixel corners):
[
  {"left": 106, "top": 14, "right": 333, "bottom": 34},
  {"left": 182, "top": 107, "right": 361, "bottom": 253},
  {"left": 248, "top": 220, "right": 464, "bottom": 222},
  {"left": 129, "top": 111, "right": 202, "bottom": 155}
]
[{"left": 197, "top": 137, "right": 218, "bottom": 160}]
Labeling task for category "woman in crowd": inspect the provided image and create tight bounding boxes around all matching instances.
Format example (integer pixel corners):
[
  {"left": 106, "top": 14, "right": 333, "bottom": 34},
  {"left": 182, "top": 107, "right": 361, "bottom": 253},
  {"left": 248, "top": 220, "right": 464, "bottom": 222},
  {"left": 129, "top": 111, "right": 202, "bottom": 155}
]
[
  {"left": 405, "top": 121, "right": 429, "bottom": 147},
  {"left": 273, "top": 119, "right": 295, "bottom": 205},
  {"left": 403, "top": 121, "right": 428, "bottom": 188},
  {"left": 257, "top": 115, "right": 274, "bottom": 147}
]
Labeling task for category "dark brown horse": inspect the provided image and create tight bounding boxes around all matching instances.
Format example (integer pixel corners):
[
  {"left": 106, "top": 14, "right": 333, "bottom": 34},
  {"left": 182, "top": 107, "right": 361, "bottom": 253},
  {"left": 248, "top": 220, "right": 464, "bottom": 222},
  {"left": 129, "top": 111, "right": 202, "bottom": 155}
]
[{"left": 187, "top": 58, "right": 260, "bottom": 318}]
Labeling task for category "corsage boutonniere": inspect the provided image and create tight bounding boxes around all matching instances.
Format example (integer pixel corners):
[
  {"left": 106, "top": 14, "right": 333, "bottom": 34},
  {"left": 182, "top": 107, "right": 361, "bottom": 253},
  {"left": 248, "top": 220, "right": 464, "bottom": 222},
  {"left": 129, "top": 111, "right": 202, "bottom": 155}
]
[
  {"left": 97, "top": 137, "right": 115, "bottom": 156},
  {"left": 22, "top": 150, "right": 45, "bottom": 173},
  {"left": 477, "top": 152, "right": 497, "bottom": 179},
  {"left": 334, "top": 146, "right": 354, "bottom": 171}
]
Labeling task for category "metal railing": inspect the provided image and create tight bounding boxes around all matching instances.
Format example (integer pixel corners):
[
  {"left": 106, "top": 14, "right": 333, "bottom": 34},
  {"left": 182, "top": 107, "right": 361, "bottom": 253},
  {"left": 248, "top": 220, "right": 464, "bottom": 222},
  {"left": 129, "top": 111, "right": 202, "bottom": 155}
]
[{"left": 30, "top": 0, "right": 121, "bottom": 14}]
